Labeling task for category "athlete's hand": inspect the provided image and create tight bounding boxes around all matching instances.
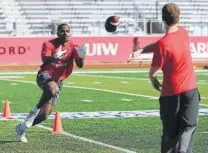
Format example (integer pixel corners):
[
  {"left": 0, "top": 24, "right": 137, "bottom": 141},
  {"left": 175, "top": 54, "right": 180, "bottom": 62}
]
[
  {"left": 127, "top": 49, "right": 143, "bottom": 63},
  {"left": 53, "top": 45, "right": 67, "bottom": 60},
  {"left": 75, "top": 44, "right": 87, "bottom": 59},
  {"left": 151, "top": 78, "right": 162, "bottom": 91}
]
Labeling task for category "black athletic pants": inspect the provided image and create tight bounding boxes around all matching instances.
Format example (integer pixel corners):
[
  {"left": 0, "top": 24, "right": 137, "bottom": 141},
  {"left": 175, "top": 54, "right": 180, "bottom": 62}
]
[{"left": 159, "top": 88, "right": 200, "bottom": 153}]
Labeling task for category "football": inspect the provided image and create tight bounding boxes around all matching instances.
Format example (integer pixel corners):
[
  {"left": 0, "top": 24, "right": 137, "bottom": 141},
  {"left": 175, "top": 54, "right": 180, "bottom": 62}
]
[{"left": 104, "top": 16, "right": 120, "bottom": 32}]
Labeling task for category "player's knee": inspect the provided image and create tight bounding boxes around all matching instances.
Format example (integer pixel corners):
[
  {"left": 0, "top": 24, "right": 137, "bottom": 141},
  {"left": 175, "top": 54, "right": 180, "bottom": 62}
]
[
  {"left": 41, "top": 111, "right": 50, "bottom": 119},
  {"left": 50, "top": 85, "right": 59, "bottom": 97},
  {"left": 45, "top": 81, "right": 59, "bottom": 97},
  {"left": 39, "top": 104, "right": 53, "bottom": 119}
]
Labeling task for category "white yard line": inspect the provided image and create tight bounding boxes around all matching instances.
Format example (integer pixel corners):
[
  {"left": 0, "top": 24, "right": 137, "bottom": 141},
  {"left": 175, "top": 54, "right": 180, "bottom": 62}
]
[
  {"left": 64, "top": 85, "right": 157, "bottom": 99},
  {"left": 201, "top": 97, "right": 208, "bottom": 100},
  {"left": 37, "top": 125, "right": 136, "bottom": 153},
  {"left": 75, "top": 74, "right": 208, "bottom": 85},
  {"left": 197, "top": 82, "right": 208, "bottom": 85},
  {"left": 0, "top": 69, "right": 207, "bottom": 75},
  {"left": 0, "top": 70, "right": 144, "bottom": 75},
  {"left": 0, "top": 72, "right": 37, "bottom": 75},
  {"left": 199, "top": 104, "right": 208, "bottom": 107},
  {"left": 0, "top": 79, "right": 207, "bottom": 107},
  {"left": 198, "top": 80, "right": 207, "bottom": 82},
  {"left": 0, "top": 76, "right": 24, "bottom": 79},
  {"left": 74, "top": 74, "right": 149, "bottom": 81},
  {"left": 15, "top": 119, "right": 135, "bottom": 153},
  {"left": 0, "top": 79, "right": 157, "bottom": 99}
]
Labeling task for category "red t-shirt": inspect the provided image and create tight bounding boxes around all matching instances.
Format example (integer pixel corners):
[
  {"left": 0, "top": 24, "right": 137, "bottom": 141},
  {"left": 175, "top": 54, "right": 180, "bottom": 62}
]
[
  {"left": 40, "top": 38, "right": 79, "bottom": 81},
  {"left": 151, "top": 26, "right": 197, "bottom": 96}
]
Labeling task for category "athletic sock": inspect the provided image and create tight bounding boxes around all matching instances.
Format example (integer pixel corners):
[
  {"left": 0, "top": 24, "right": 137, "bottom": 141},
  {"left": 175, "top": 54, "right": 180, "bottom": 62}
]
[
  {"left": 32, "top": 106, "right": 40, "bottom": 114},
  {"left": 20, "top": 123, "right": 28, "bottom": 131}
]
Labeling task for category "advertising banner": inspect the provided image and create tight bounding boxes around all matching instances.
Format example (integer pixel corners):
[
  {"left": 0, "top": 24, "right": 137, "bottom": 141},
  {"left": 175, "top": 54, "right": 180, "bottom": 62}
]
[{"left": 0, "top": 36, "right": 207, "bottom": 64}]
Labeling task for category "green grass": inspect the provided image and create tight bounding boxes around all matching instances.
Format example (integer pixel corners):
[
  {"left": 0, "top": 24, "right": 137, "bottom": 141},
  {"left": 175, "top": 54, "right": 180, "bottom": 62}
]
[
  {"left": 0, "top": 69, "right": 208, "bottom": 153},
  {"left": 0, "top": 80, "right": 159, "bottom": 112},
  {"left": 0, "top": 121, "right": 121, "bottom": 153}
]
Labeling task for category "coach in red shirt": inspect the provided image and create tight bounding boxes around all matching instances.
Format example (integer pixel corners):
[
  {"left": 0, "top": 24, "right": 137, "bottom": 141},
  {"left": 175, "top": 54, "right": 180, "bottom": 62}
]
[
  {"left": 131, "top": 3, "right": 200, "bottom": 153},
  {"left": 15, "top": 23, "right": 87, "bottom": 143}
]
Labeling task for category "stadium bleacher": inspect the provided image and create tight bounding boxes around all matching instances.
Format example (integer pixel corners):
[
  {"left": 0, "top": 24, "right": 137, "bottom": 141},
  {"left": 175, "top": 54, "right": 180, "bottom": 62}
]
[{"left": 0, "top": 0, "right": 207, "bottom": 36}]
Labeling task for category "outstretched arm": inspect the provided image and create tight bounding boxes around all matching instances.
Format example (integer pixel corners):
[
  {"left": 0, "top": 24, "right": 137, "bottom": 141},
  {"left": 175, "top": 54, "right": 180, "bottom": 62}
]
[
  {"left": 75, "top": 58, "right": 84, "bottom": 68},
  {"left": 74, "top": 44, "right": 87, "bottom": 68},
  {"left": 141, "top": 42, "right": 156, "bottom": 54},
  {"left": 127, "top": 42, "right": 156, "bottom": 63}
]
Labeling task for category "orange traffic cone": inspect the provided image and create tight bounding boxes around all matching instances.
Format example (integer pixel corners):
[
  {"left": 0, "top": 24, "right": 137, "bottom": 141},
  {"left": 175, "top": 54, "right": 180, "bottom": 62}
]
[
  {"left": 2, "top": 100, "right": 12, "bottom": 118},
  {"left": 52, "top": 112, "right": 63, "bottom": 133}
]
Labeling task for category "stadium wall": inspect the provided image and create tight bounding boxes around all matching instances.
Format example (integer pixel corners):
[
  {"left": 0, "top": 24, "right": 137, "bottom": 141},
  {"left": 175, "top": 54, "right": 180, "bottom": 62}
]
[{"left": 0, "top": 36, "right": 208, "bottom": 70}]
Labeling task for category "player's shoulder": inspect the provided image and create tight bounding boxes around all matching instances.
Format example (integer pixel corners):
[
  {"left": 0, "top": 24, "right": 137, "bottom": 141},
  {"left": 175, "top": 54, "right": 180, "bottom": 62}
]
[
  {"left": 156, "top": 35, "right": 172, "bottom": 52},
  {"left": 178, "top": 26, "right": 189, "bottom": 36},
  {"left": 43, "top": 38, "right": 57, "bottom": 48},
  {"left": 178, "top": 26, "right": 187, "bottom": 32},
  {"left": 157, "top": 36, "right": 166, "bottom": 47},
  {"left": 48, "top": 38, "right": 58, "bottom": 46},
  {"left": 68, "top": 40, "right": 75, "bottom": 46},
  {"left": 158, "top": 26, "right": 184, "bottom": 45},
  {"left": 68, "top": 40, "right": 78, "bottom": 49}
]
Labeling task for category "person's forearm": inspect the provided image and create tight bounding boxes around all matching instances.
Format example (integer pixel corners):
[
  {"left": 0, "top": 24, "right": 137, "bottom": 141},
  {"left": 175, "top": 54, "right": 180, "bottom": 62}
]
[
  {"left": 149, "top": 66, "right": 160, "bottom": 82},
  {"left": 141, "top": 43, "right": 156, "bottom": 54},
  {"left": 149, "top": 66, "right": 162, "bottom": 91},
  {"left": 75, "top": 58, "right": 84, "bottom": 68},
  {"left": 42, "top": 56, "right": 56, "bottom": 64}
]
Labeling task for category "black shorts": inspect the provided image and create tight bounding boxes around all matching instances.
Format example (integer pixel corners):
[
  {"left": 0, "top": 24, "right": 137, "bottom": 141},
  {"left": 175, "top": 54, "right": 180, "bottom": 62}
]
[{"left": 36, "top": 70, "right": 63, "bottom": 106}]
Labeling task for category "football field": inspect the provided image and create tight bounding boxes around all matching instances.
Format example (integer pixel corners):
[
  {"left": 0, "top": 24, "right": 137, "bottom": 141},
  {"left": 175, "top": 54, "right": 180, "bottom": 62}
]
[{"left": 0, "top": 68, "right": 208, "bottom": 153}]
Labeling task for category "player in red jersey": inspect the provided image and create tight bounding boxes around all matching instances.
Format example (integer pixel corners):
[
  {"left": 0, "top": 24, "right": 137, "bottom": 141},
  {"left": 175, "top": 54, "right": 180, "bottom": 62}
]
[
  {"left": 129, "top": 3, "right": 200, "bottom": 153},
  {"left": 15, "top": 23, "right": 87, "bottom": 142}
]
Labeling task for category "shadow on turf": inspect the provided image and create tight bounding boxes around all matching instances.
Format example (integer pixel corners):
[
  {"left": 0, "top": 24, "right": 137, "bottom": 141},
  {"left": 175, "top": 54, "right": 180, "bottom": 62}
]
[
  {"left": 0, "top": 140, "right": 20, "bottom": 144},
  {"left": 31, "top": 131, "right": 50, "bottom": 134}
]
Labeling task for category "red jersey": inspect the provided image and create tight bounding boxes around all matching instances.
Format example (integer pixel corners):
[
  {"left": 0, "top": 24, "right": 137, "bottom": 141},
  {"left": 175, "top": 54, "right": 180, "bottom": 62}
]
[
  {"left": 151, "top": 26, "right": 197, "bottom": 96},
  {"left": 40, "top": 38, "right": 79, "bottom": 81}
]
